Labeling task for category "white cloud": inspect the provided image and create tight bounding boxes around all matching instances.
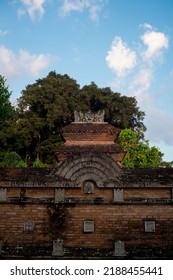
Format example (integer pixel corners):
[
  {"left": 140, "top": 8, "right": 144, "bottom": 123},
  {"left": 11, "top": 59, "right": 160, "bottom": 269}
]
[
  {"left": 18, "top": 0, "right": 46, "bottom": 20},
  {"left": 60, "top": 0, "right": 86, "bottom": 15},
  {"left": 59, "top": 0, "right": 107, "bottom": 22},
  {"left": 127, "top": 24, "right": 169, "bottom": 99},
  {"left": 105, "top": 36, "right": 137, "bottom": 77},
  {"left": 140, "top": 23, "right": 153, "bottom": 30},
  {"left": 141, "top": 25, "right": 169, "bottom": 61},
  {"left": 0, "top": 45, "right": 53, "bottom": 80},
  {"left": 129, "top": 68, "right": 153, "bottom": 98},
  {"left": 106, "top": 24, "right": 172, "bottom": 160}
]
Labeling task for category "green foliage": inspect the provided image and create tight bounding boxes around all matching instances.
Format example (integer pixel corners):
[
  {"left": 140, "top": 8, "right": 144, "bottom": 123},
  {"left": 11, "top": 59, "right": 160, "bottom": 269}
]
[
  {"left": 0, "top": 72, "right": 146, "bottom": 165},
  {"left": 119, "top": 129, "right": 163, "bottom": 168},
  {"left": 16, "top": 160, "right": 27, "bottom": 168},
  {"left": 159, "top": 161, "right": 173, "bottom": 168},
  {"left": 2, "top": 152, "right": 23, "bottom": 167},
  {"left": 32, "top": 158, "right": 44, "bottom": 168},
  {"left": 75, "top": 83, "right": 145, "bottom": 130},
  {"left": 0, "top": 75, "right": 13, "bottom": 126}
]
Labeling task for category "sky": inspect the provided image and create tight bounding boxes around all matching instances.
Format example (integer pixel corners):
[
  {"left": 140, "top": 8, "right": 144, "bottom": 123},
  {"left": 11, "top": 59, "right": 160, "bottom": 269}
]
[{"left": 0, "top": 0, "right": 173, "bottom": 162}]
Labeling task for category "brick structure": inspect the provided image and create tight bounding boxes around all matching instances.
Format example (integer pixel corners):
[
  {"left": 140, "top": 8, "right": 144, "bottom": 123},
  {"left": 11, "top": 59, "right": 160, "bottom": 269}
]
[{"left": 0, "top": 111, "right": 173, "bottom": 258}]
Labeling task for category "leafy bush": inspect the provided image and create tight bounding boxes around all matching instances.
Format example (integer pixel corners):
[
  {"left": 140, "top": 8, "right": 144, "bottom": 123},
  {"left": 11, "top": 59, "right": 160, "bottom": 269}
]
[
  {"left": 16, "top": 160, "right": 27, "bottom": 167},
  {"left": 32, "top": 158, "right": 44, "bottom": 168},
  {"left": 2, "top": 152, "right": 22, "bottom": 167}
]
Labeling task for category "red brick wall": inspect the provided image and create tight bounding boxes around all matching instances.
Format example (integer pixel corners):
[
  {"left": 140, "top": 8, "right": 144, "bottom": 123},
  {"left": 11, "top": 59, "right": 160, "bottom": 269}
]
[
  {"left": 64, "top": 204, "right": 173, "bottom": 248},
  {"left": 124, "top": 188, "right": 171, "bottom": 199},
  {"left": 1, "top": 198, "right": 173, "bottom": 249},
  {"left": 0, "top": 204, "right": 51, "bottom": 247}
]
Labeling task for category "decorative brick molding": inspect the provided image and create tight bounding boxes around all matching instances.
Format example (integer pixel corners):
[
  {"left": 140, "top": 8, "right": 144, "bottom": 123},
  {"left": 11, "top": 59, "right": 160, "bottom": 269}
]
[{"left": 56, "top": 153, "right": 121, "bottom": 188}]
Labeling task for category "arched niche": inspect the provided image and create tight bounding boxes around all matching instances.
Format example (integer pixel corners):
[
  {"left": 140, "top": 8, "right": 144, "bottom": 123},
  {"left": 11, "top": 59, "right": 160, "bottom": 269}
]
[{"left": 56, "top": 153, "right": 121, "bottom": 188}]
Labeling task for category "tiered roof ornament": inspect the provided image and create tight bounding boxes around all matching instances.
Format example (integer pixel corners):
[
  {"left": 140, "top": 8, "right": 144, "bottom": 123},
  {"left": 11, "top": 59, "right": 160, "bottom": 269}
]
[
  {"left": 55, "top": 110, "right": 125, "bottom": 167},
  {"left": 74, "top": 110, "right": 105, "bottom": 123}
]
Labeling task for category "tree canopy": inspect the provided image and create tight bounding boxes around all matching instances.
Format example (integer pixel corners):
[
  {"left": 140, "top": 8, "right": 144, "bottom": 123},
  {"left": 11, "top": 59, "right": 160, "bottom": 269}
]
[
  {"left": 118, "top": 128, "right": 163, "bottom": 168},
  {"left": 0, "top": 75, "right": 13, "bottom": 126},
  {"left": 17, "top": 72, "right": 145, "bottom": 131},
  {"left": 0, "top": 71, "right": 145, "bottom": 165},
  {"left": 0, "top": 71, "right": 167, "bottom": 167}
]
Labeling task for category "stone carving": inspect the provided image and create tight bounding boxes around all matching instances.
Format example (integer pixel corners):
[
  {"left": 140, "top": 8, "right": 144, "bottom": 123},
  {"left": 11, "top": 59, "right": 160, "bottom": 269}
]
[
  {"left": 113, "top": 189, "right": 124, "bottom": 202},
  {"left": 83, "top": 221, "right": 95, "bottom": 233},
  {"left": 74, "top": 110, "right": 105, "bottom": 123},
  {"left": 145, "top": 221, "right": 155, "bottom": 232},
  {"left": 83, "top": 181, "right": 95, "bottom": 194},
  {"left": 52, "top": 239, "right": 64, "bottom": 256},
  {"left": 24, "top": 221, "right": 35, "bottom": 232},
  {"left": 114, "top": 241, "right": 126, "bottom": 257},
  {"left": 0, "top": 188, "right": 7, "bottom": 202},
  {"left": 55, "top": 189, "right": 64, "bottom": 203}
]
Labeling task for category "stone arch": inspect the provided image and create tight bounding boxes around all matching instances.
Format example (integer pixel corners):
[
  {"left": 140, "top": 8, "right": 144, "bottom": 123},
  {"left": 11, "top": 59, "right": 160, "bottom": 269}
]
[{"left": 56, "top": 153, "right": 121, "bottom": 187}]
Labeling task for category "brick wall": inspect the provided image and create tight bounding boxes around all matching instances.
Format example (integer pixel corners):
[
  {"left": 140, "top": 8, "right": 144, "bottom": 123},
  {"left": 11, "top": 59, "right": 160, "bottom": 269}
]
[
  {"left": 0, "top": 204, "right": 51, "bottom": 247},
  {"left": 64, "top": 204, "right": 173, "bottom": 249},
  {"left": 1, "top": 194, "right": 173, "bottom": 249},
  {"left": 1, "top": 167, "right": 173, "bottom": 251}
]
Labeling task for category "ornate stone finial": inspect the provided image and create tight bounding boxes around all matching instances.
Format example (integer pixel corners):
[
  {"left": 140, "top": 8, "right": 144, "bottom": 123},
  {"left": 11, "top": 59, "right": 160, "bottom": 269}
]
[
  {"left": 52, "top": 239, "right": 64, "bottom": 256},
  {"left": 74, "top": 110, "right": 105, "bottom": 123},
  {"left": 114, "top": 240, "right": 126, "bottom": 257}
]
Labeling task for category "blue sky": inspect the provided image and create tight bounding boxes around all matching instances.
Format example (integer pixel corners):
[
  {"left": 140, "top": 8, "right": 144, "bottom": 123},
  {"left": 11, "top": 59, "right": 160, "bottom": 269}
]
[{"left": 0, "top": 0, "right": 173, "bottom": 161}]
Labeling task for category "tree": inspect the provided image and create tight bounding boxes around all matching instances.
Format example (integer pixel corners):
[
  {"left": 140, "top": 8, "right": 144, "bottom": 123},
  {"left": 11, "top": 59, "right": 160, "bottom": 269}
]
[
  {"left": 75, "top": 83, "right": 145, "bottom": 131},
  {"left": 0, "top": 75, "right": 13, "bottom": 126},
  {"left": 0, "top": 76, "right": 15, "bottom": 164},
  {"left": 2, "top": 71, "right": 145, "bottom": 165},
  {"left": 2, "top": 152, "right": 23, "bottom": 167},
  {"left": 16, "top": 71, "right": 80, "bottom": 164},
  {"left": 159, "top": 161, "right": 173, "bottom": 168},
  {"left": 118, "top": 128, "right": 163, "bottom": 168}
]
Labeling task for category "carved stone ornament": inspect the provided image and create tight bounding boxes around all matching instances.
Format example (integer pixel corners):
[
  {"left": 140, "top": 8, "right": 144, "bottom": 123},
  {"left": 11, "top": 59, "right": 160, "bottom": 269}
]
[
  {"left": 0, "top": 188, "right": 7, "bottom": 202},
  {"left": 52, "top": 239, "right": 64, "bottom": 256},
  {"left": 145, "top": 221, "right": 155, "bottom": 232},
  {"left": 83, "top": 181, "right": 95, "bottom": 194},
  {"left": 113, "top": 189, "right": 124, "bottom": 202},
  {"left": 83, "top": 221, "right": 95, "bottom": 233},
  {"left": 55, "top": 188, "right": 64, "bottom": 203},
  {"left": 114, "top": 240, "right": 126, "bottom": 257},
  {"left": 74, "top": 110, "right": 105, "bottom": 123},
  {"left": 24, "top": 221, "right": 35, "bottom": 232}
]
